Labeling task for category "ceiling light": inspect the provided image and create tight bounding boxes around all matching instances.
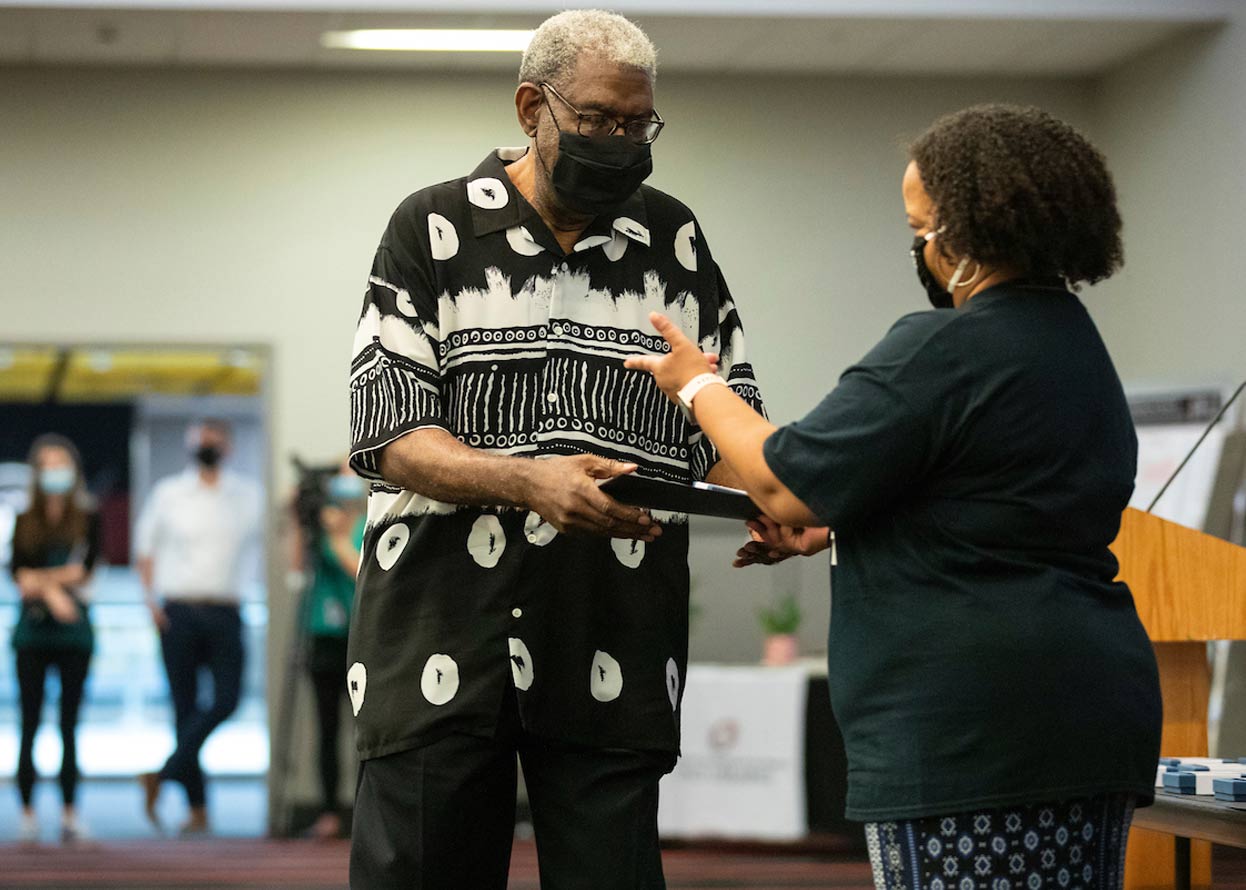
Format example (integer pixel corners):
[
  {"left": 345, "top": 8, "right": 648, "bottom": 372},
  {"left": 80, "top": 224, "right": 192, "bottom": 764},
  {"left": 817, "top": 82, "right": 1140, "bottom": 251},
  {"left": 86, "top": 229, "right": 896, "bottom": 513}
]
[{"left": 321, "top": 29, "right": 534, "bottom": 53}]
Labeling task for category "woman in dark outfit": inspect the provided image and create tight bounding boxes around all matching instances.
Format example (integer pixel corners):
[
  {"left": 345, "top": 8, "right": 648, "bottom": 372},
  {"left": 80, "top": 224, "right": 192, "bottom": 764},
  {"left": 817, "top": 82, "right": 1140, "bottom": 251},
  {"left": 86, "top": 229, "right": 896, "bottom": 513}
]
[
  {"left": 10, "top": 434, "right": 99, "bottom": 843},
  {"left": 627, "top": 105, "right": 1162, "bottom": 888}
]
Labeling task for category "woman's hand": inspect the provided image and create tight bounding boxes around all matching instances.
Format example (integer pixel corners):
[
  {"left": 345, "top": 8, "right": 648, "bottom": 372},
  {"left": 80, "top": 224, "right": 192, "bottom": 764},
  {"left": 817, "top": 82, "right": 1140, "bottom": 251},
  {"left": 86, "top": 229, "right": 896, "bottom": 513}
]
[
  {"left": 43, "top": 584, "right": 81, "bottom": 624},
  {"left": 733, "top": 515, "right": 830, "bottom": 567},
  {"left": 624, "top": 312, "right": 719, "bottom": 401},
  {"left": 320, "top": 504, "right": 352, "bottom": 537}
]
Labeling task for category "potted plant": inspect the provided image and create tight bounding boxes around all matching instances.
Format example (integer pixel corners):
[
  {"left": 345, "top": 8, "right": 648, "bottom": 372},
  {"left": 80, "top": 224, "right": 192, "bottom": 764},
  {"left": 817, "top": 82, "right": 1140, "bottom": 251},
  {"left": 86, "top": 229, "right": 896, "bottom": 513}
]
[{"left": 757, "top": 593, "right": 801, "bottom": 666}]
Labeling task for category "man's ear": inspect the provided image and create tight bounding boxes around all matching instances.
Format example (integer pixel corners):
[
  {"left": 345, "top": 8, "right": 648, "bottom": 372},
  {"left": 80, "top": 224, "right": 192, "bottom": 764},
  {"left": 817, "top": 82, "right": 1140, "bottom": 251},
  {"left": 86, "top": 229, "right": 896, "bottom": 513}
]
[{"left": 515, "top": 82, "right": 544, "bottom": 137}]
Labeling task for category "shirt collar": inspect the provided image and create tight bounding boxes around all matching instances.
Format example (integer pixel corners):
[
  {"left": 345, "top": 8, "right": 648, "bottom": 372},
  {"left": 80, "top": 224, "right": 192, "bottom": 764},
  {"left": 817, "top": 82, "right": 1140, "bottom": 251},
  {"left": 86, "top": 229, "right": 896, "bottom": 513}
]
[{"left": 467, "top": 148, "right": 651, "bottom": 251}]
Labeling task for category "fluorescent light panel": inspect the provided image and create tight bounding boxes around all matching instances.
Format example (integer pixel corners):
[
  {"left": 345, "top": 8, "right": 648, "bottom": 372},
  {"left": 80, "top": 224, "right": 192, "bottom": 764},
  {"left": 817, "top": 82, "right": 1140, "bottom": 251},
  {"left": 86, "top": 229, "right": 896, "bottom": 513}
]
[{"left": 321, "top": 29, "right": 534, "bottom": 53}]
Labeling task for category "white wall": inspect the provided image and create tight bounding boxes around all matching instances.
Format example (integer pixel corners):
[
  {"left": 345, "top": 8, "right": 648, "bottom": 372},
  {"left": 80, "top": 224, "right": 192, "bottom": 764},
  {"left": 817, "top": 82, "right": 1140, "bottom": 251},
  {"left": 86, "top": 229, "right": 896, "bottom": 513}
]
[
  {"left": 0, "top": 65, "right": 1095, "bottom": 455},
  {"left": 1091, "top": 15, "right": 1245, "bottom": 390}
]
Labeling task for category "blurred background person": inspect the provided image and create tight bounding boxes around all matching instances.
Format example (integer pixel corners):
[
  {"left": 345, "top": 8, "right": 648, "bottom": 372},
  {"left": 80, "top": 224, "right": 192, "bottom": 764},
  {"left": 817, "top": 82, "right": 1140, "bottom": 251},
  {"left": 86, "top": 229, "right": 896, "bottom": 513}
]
[
  {"left": 286, "top": 458, "right": 366, "bottom": 841},
  {"left": 134, "top": 418, "right": 261, "bottom": 836},
  {"left": 9, "top": 434, "right": 99, "bottom": 843}
]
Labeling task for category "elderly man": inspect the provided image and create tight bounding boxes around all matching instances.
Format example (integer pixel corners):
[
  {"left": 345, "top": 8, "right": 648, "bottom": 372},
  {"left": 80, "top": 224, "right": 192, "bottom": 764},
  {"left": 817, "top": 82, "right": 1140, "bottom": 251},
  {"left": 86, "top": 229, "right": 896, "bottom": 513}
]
[{"left": 347, "top": 10, "right": 765, "bottom": 888}]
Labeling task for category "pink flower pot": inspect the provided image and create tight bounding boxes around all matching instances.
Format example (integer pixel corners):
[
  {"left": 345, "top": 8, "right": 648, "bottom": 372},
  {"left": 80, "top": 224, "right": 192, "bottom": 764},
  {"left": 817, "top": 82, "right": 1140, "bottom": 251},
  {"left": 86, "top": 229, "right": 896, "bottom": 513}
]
[{"left": 762, "top": 633, "right": 799, "bottom": 666}]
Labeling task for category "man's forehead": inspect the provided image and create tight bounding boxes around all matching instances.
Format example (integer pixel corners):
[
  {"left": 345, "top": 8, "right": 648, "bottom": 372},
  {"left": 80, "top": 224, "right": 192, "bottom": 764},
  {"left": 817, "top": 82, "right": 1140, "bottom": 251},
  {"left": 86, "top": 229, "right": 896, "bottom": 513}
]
[{"left": 561, "top": 60, "right": 654, "bottom": 112}]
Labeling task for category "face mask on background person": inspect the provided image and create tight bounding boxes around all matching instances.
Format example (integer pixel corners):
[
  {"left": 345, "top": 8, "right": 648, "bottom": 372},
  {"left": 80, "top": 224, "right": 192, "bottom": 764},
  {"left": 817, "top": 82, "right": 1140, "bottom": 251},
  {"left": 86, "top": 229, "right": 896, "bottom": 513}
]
[
  {"left": 548, "top": 131, "right": 653, "bottom": 216},
  {"left": 911, "top": 231, "right": 954, "bottom": 309},
  {"left": 193, "top": 444, "right": 223, "bottom": 469},
  {"left": 328, "top": 473, "right": 366, "bottom": 504},
  {"left": 38, "top": 466, "right": 76, "bottom": 496}
]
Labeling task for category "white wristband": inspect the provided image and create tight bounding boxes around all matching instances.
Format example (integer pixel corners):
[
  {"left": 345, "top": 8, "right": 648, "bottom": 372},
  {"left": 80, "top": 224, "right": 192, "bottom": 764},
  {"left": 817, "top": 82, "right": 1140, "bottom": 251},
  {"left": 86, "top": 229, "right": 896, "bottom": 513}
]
[{"left": 676, "top": 373, "right": 727, "bottom": 422}]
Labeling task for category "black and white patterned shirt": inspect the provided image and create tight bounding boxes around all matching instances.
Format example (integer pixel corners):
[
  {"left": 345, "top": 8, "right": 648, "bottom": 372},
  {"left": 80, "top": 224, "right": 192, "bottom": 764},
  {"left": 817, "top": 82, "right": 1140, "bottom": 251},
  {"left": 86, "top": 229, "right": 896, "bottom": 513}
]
[{"left": 346, "top": 148, "right": 765, "bottom": 759}]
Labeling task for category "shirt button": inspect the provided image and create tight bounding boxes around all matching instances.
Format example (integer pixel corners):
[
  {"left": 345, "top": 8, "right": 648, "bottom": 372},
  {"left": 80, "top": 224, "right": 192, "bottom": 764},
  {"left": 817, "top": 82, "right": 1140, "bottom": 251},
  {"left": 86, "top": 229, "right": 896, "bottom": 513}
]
[
  {"left": 546, "top": 393, "right": 558, "bottom": 403},
  {"left": 512, "top": 607, "right": 523, "bottom": 619},
  {"left": 552, "top": 324, "right": 564, "bottom": 336}
]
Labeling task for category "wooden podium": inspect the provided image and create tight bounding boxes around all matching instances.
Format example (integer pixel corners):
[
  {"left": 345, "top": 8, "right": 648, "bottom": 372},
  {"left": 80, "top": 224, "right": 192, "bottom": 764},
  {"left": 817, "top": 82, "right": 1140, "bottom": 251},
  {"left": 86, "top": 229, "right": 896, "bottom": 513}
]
[{"left": 1112, "top": 507, "right": 1246, "bottom": 889}]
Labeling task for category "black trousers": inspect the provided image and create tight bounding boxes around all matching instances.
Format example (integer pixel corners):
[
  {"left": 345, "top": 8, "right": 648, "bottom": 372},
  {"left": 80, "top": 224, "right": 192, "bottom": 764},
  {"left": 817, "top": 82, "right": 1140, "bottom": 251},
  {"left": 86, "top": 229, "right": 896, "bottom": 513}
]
[
  {"left": 350, "top": 687, "right": 674, "bottom": 890},
  {"left": 15, "top": 647, "right": 91, "bottom": 807},
  {"left": 158, "top": 601, "right": 244, "bottom": 808},
  {"left": 308, "top": 635, "right": 348, "bottom": 814}
]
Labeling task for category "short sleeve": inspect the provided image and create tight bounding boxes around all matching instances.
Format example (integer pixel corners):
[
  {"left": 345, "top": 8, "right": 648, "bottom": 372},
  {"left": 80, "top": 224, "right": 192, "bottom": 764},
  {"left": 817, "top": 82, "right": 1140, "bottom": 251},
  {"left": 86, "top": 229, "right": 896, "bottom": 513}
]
[
  {"left": 687, "top": 223, "right": 768, "bottom": 481},
  {"left": 762, "top": 312, "right": 952, "bottom": 528},
  {"left": 349, "top": 203, "right": 448, "bottom": 480}
]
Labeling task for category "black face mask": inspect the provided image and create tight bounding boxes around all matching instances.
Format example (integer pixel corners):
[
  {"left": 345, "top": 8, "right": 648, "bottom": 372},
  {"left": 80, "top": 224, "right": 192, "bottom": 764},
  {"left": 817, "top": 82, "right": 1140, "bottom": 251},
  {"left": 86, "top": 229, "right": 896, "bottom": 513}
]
[
  {"left": 194, "top": 445, "right": 222, "bottom": 469},
  {"left": 911, "top": 234, "right": 953, "bottom": 309},
  {"left": 546, "top": 131, "right": 653, "bottom": 216}
]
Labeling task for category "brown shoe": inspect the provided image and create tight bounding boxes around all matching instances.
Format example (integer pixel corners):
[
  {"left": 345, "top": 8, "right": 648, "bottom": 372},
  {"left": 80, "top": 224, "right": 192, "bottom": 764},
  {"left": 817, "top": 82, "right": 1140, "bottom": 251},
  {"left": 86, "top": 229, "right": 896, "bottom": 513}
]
[
  {"left": 305, "top": 811, "right": 342, "bottom": 841},
  {"left": 180, "top": 807, "right": 209, "bottom": 837},
  {"left": 138, "top": 773, "right": 162, "bottom": 831}
]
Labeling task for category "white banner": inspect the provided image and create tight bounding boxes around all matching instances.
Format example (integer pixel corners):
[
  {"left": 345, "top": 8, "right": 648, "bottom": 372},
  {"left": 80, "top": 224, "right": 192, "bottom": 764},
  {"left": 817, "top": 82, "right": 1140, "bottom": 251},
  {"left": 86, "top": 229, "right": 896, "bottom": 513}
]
[{"left": 658, "top": 664, "right": 808, "bottom": 840}]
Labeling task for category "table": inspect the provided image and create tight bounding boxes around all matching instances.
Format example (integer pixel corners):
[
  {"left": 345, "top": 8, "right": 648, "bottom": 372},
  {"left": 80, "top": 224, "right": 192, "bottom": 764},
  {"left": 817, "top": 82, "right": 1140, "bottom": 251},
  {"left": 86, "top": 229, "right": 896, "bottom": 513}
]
[
  {"left": 1132, "top": 791, "right": 1246, "bottom": 889},
  {"left": 656, "top": 662, "right": 856, "bottom": 842}
]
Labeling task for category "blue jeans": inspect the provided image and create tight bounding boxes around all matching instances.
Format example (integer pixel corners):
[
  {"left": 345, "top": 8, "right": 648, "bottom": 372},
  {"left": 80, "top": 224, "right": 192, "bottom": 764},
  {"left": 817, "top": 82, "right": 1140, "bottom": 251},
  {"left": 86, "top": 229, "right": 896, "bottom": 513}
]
[{"left": 158, "top": 601, "right": 244, "bottom": 808}]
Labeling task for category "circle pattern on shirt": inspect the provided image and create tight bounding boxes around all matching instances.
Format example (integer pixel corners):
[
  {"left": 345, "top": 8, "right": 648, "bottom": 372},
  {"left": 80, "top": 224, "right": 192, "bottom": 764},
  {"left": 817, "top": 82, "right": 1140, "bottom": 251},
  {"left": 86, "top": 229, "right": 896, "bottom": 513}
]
[
  {"left": 395, "top": 289, "right": 418, "bottom": 318},
  {"left": 591, "top": 650, "right": 623, "bottom": 702},
  {"left": 573, "top": 233, "right": 612, "bottom": 253},
  {"left": 675, "top": 221, "right": 697, "bottom": 272},
  {"left": 665, "top": 657, "right": 680, "bottom": 711},
  {"left": 468, "top": 515, "right": 506, "bottom": 568},
  {"left": 467, "top": 177, "right": 509, "bottom": 210},
  {"left": 420, "top": 654, "right": 459, "bottom": 706},
  {"left": 375, "top": 522, "right": 410, "bottom": 571},
  {"left": 508, "top": 637, "right": 534, "bottom": 691},
  {"left": 524, "top": 511, "right": 557, "bottom": 546},
  {"left": 506, "top": 225, "right": 544, "bottom": 257},
  {"left": 611, "top": 537, "right": 645, "bottom": 569},
  {"left": 347, "top": 662, "right": 367, "bottom": 716},
  {"left": 428, "top": 213, "right": 459, "bottom": 261}
]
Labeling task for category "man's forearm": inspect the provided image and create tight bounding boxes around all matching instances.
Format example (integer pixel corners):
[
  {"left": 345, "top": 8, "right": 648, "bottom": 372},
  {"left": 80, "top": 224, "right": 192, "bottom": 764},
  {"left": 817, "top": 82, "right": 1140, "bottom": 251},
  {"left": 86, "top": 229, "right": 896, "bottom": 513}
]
[
  {"left": 377, "top": 428, "right": 536, "bottom": 508},
  {"left": 136, "top": 557, "right": 155, "bottom": 597}
]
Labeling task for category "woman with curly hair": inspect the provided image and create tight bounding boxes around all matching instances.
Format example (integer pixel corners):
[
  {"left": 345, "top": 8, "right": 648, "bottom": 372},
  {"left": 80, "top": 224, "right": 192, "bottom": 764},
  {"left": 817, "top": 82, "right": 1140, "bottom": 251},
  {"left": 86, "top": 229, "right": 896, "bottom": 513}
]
[
  {"left": 9, "top": 434, "right": 100, "bottom": 843},
  {"left": 627, "top": 104, "right": 1161, "bottom": 888}
]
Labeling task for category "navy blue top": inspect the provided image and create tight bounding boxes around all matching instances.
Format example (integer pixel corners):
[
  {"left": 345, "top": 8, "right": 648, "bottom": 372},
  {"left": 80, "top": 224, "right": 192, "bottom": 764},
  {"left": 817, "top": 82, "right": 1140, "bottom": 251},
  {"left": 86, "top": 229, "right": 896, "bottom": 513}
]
[{"left": 764, "top": 282, "right": 1161, "bottom": 820}]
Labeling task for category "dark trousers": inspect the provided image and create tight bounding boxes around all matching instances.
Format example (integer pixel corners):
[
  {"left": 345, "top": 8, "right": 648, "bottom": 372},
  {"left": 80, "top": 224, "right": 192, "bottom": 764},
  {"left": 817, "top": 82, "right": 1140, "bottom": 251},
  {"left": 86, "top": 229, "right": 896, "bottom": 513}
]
[
  {"left": 15, "top": 647, "right": 91, "bottom": 807},
  {"left": 350, "top": 688, "right": 673, "bottom": 890},
  {"left": 308, "top": 635, "right": 348, "bottom": 814},
  {"left": 158, "top": 601, "right": 244, "bottom": 808}
]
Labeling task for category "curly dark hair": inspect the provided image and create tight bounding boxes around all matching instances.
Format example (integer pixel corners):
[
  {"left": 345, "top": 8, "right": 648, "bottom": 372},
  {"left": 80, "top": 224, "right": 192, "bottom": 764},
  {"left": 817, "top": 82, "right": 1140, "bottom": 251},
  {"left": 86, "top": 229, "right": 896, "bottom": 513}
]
[{"left": 909, "top": 104, "right": 1123, "bottom": 287}]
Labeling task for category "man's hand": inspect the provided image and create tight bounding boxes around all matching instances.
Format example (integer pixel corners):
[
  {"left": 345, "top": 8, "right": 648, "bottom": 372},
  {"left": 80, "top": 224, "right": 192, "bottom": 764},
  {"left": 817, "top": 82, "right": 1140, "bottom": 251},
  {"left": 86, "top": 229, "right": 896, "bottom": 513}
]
[
  {"left": 147, "top": 600, "right": 170, "bottom": 633},
  {"left": 733, "top": 515, "right": 829, "bottom": 567},
  {"left": 624, "top": 312, "right": 720, "bottom": 402},
  {"left": 523, "top": 455, "right": 661, "bottom": 540}
]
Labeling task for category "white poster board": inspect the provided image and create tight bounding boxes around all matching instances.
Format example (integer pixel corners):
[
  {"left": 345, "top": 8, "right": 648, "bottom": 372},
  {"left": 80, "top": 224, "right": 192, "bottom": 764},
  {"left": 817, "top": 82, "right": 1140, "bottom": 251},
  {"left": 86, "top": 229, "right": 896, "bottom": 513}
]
[
  {"left": 658, "top": 664, "right": 808, "bottom": 840},
  {"left": 1131, "top": 424, "right": 1225, "bottom": 529}
]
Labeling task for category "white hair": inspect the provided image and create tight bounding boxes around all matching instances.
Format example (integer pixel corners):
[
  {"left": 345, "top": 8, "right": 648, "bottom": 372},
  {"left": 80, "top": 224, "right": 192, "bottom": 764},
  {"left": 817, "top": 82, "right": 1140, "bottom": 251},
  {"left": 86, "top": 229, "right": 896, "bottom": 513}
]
[{"left": 519, "top": 9, "right": 657, "bottom": 88}]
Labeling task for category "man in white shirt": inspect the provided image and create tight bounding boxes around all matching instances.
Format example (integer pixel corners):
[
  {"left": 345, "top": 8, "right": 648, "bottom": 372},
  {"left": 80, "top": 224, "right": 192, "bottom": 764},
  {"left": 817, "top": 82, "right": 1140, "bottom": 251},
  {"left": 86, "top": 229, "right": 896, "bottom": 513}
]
[{"left": 133, "top": 419, "right": 261, "bottom": 834}]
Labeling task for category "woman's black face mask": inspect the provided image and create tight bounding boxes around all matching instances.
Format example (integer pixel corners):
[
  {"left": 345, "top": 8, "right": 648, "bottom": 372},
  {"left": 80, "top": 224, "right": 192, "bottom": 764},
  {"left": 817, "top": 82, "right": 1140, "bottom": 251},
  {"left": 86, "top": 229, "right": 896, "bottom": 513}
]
[{"left": 911, "top": 233, "right": 953, "bottom": 309}]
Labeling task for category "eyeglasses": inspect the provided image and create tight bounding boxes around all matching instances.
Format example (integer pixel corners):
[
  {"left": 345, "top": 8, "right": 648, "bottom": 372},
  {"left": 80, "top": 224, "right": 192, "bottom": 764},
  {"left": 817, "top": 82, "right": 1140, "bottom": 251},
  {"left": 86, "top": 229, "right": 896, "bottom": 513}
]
[{"left": 540, "top": 82, "right": 664, "bottom": 145}]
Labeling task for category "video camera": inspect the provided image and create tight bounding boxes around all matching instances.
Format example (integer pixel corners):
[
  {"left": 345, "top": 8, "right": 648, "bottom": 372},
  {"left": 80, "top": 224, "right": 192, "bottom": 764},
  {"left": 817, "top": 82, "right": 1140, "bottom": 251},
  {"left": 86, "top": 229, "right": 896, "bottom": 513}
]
[{"left": 290, "top": 456, "right": 339, "bottom": 548}]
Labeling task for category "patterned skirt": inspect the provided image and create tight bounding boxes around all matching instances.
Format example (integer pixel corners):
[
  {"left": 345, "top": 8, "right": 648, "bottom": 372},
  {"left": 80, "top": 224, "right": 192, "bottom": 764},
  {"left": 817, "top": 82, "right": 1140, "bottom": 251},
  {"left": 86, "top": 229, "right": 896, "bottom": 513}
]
[{"left": 865, "top": 793, "right": 1136, "bottom": 890}]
